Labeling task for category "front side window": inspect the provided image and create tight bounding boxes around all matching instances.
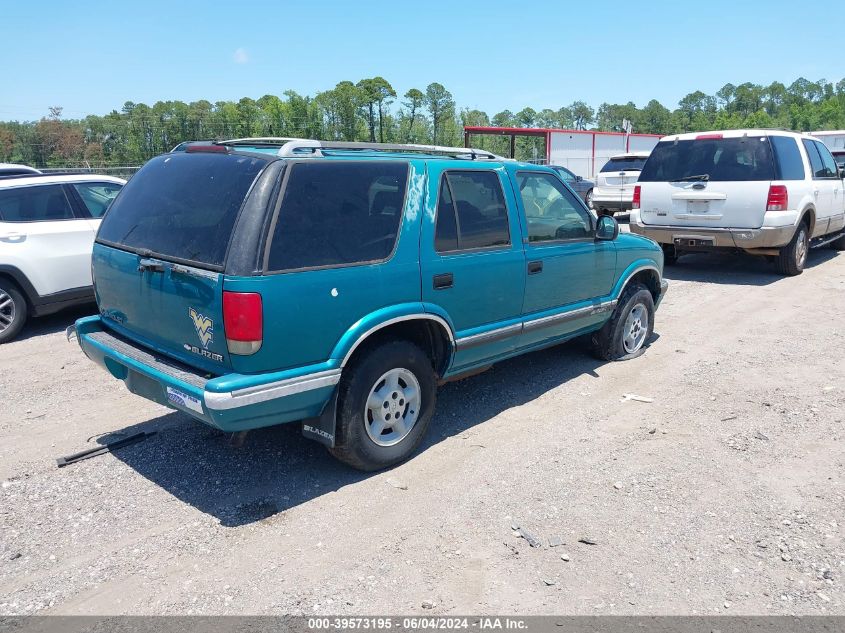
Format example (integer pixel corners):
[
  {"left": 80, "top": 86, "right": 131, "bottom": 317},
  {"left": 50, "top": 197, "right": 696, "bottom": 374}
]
[
  {"left": 434, "top": 171, "right": 510, "bottom": 252},
  {"left": 813, "top": 141, "right": 840, "bottom": 178},
  {"left": 555, "top": 167, "right": 576, "bottom": 183},
  {"left": 267, "top": 161, "right": 408, "bottom": 271},
  {"left": 73, "top": 182, "right": 123, "bottom": 218},
  {"left": 517, "top": 172, "right": 593, "bottom": 242},
  {"left": 0, "top": 185, "right": 75, "bottom": 222}
]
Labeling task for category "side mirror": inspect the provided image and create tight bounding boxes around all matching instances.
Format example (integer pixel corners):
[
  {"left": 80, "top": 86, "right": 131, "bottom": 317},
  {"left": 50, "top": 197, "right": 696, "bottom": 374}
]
[
  {"left": 595, "top": 215, "right": 619, "bottom": 241},
  {"left": 575, "top": 175, "right": 583, "bottom": 182}
]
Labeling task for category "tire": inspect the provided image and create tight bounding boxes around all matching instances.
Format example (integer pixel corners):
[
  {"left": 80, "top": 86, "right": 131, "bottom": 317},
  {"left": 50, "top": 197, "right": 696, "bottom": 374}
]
[
  {"left": 775, "top": 221, "right": 809, "bottom": 276},
  {"left": 662, "top": 244, "right": 680, "bottom": 266},
  {"left": 585, "top": 189, "right": 594, "bottom": 210},
  {"left": 829, "top": 232, "right": 845, "bottom": 251},
  {"left": 591, "top": 282, "right": 655, "bottom": 361},
  {"left": 330, "top": 340, "right": 437, "bottom": 471},
  {"left": 0, "top": 279, "right": 28, "bottom": 344}
]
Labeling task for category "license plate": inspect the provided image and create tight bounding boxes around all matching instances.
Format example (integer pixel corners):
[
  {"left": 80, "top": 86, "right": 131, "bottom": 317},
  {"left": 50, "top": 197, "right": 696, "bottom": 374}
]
[{"left": 687, "top": 200, "right": 709, "bottom": 213}]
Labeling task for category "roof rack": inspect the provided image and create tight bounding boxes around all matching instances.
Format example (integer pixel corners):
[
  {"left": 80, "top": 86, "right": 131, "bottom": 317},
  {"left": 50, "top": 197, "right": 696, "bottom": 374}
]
[
  {"left": 276, "top": 140, "right": 504, "bottom": 160},
  {"left": 217, "top": 137, "right": 505, "bottom": 160},
  {"left": 217, "top": 137, "right": 312, "bottom": 147}
]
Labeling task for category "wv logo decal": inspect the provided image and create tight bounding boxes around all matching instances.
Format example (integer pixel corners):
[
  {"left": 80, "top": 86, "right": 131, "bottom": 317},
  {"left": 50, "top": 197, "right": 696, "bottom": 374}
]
[{"left": 189, "top": 308, "right": 214, "bottom": 348}]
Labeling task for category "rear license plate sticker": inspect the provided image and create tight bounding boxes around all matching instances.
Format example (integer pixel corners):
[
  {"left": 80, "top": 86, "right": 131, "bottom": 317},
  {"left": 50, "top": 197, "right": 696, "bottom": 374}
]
[{"left": 166, "top": 387, "right": 203, "bottom": 414}]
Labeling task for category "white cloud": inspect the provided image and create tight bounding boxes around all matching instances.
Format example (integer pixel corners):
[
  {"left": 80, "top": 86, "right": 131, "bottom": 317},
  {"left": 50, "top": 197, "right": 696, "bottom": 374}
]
[{"left": 233, "top": 48, "right": 249, "bottom": 64}]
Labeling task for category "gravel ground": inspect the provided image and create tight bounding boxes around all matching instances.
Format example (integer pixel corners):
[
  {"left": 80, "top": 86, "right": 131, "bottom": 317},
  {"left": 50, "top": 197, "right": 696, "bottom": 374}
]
[{"left": 0, "top": 249, "right": 843, "bottom": 615}]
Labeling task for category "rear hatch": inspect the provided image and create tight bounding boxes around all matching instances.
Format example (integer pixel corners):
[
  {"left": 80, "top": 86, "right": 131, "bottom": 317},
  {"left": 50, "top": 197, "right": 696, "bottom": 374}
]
[
  {"left": 637, "top": 135, "right": 774, "bottom": 229},
  {"left": 93, "top": 151, "right": 269, "bottom": 373},
  {"left": 595, "top": 155, "right": 647, "bottom": 201}
]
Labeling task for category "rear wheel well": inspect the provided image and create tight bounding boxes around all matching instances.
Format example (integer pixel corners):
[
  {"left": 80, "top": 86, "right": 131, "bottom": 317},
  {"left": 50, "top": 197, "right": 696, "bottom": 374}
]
[
  {"left": 623, "top": 269, "right": 661, "bottom": 304},
  {"left": 800, "top": 208, "right": 815, "bottom": 235},
  {"left": 344, "top": 319, "right": 452, "bottom": 378}
]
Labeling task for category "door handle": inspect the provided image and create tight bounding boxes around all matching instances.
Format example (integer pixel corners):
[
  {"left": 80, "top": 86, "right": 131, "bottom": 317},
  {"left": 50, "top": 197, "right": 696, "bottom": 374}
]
[
  {"left": 433, "top": 273, "right": 453, "bottom": 290},
  {"left": 527, "top": 260, "right": 543, "bottom": 274},
  {"left": 0, "top": 232, "right": 25, "bottom": 242}
]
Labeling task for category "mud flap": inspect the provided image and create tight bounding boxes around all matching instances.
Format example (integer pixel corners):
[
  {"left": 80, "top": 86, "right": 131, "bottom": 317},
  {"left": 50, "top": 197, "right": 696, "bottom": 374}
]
[{"left": 301, "top": 387, "right": 338, "bottom": 448}]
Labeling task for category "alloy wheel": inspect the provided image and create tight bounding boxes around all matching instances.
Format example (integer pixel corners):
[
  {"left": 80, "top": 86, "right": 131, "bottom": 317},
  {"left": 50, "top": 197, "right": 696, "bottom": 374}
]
[
  {"left": 0, "top": 289, "right": 15, "bottom": 334},
  {"left": 622, "top": 303, "right": 648, "bottom": 354},
  {"left": 364, "top": 368, "right": 421, "bottom": 447}
]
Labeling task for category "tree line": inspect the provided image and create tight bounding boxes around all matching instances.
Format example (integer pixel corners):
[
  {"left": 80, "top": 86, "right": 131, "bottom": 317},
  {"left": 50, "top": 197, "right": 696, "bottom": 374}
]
[{"left": 2, "top": 76, "right": 845, "bottom": 168}]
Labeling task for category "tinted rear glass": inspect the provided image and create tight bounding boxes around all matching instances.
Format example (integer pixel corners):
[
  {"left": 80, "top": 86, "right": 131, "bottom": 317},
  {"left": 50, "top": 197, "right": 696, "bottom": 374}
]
[
  {"left": 769, "top": 136, "right": 805, "bottom": 181},
  {"left": 600, "top": 157, "right": 647, "bottom": 172},
  {"left": 266, "top": 161, "right": 408, "bottom": 271},
  {"left": 638, "top": 137, "right": 774, "bottom": 182},
  {"left": 97, "top": 152, "right": 267, "bottom": 268}
]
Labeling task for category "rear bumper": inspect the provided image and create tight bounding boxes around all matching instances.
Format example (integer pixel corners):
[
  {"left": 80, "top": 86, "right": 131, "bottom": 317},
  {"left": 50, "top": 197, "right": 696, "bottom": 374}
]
[
  {"left": 629, "top": 221, "right": 796, "bottom": 250},
  {"left": 75, "top": 316, "right": 337, "bottom": 432},
  {"left": 593, "top": 196, "right": 633, "bottom": 212}
]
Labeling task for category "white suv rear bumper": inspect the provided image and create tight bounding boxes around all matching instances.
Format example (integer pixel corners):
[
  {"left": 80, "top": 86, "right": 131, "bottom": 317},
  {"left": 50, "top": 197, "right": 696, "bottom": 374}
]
[{"left": 630, "top": 220, "right": 796, "bottom": 250}]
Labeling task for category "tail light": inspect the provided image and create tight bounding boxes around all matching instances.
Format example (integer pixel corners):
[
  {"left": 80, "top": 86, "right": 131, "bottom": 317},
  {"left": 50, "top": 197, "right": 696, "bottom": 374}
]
[
  {"left": 223, "top": 291, "right": 263, "bottom": 355},
  {"left": 766, "top": 185, "right": 788, "bottom": 212},
  {"left": 696, "top": 133, "right": 723, "bottom": 140},
  {"left": 632, "top": 185, "right": 641, "bottom": 210}
]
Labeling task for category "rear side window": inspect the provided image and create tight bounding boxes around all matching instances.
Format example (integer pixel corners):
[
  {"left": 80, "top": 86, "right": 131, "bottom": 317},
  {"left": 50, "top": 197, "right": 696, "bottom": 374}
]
[
  {"left": 600, "top": 157, "right": 647, "bottom": 172},
  {"left": 266, "top": 161, "right": 408, "bottom": 271},
  {"left": 0, "top": 185, "right": 75, "bottom": 222},
  {"left": 770, "top": 136, "right": 805, "bottom": 181},
  {"left": 435, "top": 171, "right": 510, "bottom": 252},
  {"left": 73, "top": 182, "right": 123, "bottom": 218},
  {"left": 638, "top": 137, "right": 774, "bottom": 182},
  {"left": 98, "top": 153, "right": 267, "bottom": 268}
]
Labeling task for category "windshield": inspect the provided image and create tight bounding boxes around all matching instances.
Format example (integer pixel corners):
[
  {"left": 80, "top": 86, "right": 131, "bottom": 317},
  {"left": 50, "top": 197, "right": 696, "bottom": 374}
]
[
  {"left": 97, "top": 152, "right": 268, "bottom": 268},
  {"left": 600, "top": 157, "right": 647, "bottom": 172},
  {"left": 638, "top": 137, "right": 774, "bottom": 182}
]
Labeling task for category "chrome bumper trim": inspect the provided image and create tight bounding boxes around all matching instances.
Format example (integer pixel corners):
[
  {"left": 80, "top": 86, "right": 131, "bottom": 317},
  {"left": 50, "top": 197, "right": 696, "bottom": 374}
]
[{"left": 204, "top": 369, "right": 342, "bottom": 411}]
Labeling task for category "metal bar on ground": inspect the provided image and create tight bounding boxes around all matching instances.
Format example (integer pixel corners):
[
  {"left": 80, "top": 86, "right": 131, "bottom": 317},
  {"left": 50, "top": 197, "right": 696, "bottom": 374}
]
[{"left": 55, "top": 432, "right": 156, "bottom": 468}]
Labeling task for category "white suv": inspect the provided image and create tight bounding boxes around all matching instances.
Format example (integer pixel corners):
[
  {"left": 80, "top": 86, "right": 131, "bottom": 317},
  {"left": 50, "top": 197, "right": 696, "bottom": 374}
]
[
  {"left": 0, "top": 173, "right": 125, "bottom": 342},
  {"left": 630, "top": 130, "right": 845, "bottom": 275},
  {"left": 592, "top": 151, "right": 650, "bottom": 216}
]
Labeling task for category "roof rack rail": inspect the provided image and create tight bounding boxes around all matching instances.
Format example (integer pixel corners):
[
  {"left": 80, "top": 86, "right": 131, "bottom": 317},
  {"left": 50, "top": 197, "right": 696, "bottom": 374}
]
[
  {"left": 217, "top": 137, "right": 313, "bottom": 147},
  {"left": 274, "top": 140, "right": 505, "bottom": 160}
]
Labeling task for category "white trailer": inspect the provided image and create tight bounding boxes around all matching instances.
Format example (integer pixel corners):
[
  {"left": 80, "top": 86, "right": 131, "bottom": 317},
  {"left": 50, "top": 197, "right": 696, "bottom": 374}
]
[
  {"left": 811, "top": 130, "right": 845, "bottom": 150},
  {"left": 464, "top": 126, "right": 662, "bottom": 180}
]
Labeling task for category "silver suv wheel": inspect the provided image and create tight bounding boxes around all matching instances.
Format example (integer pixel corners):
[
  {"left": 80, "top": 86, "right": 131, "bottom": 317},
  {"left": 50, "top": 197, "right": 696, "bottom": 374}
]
[
  {"left": 364, "top": 368, "right": 421, "bottom": 447},
  {"left": 622, "top": 303, "right": 649, "bottom": 354},
  {"left": 0, "top": 289, "right": 16, "bottom": 334}
]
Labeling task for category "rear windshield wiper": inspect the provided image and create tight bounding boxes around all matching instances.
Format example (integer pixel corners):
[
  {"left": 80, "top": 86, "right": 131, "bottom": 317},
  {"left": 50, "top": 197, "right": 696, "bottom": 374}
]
[{"left": 672, "top": 174, "right": 710, "bottom": 182}]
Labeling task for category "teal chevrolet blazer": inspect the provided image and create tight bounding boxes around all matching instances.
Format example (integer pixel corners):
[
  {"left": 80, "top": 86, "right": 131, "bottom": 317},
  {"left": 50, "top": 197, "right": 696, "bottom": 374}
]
[{"left": 75, "top": 139, "right": 668, "bottom": 470}]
